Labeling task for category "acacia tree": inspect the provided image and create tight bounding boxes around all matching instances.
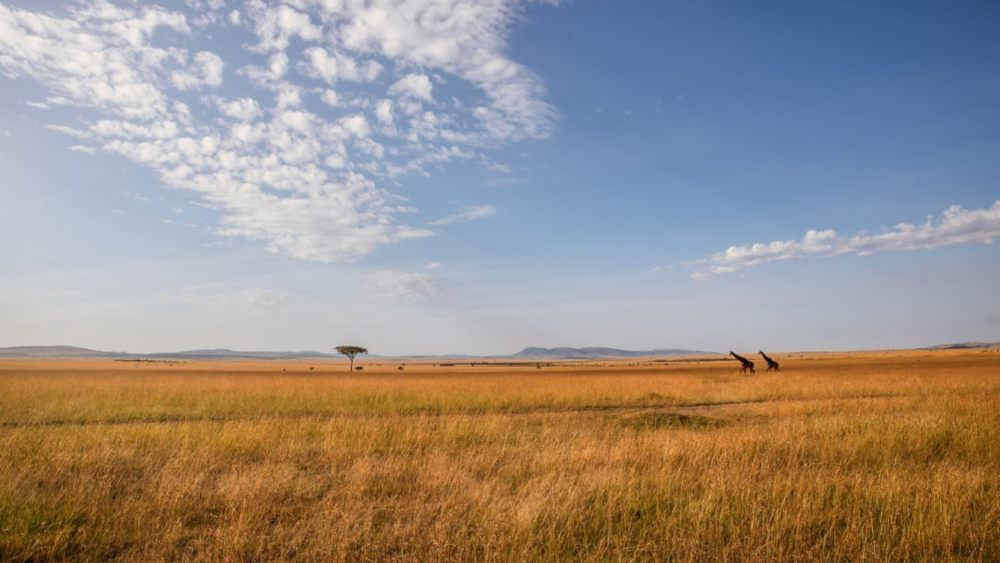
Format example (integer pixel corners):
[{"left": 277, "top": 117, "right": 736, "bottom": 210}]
[{"left": 335, "top": 345, "right": 368, "bottom": 372}]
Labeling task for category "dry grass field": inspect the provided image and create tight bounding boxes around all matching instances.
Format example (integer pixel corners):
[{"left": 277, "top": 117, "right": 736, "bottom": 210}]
[{"left": 1, "top": 350, "right": 998, "bottom": 561}]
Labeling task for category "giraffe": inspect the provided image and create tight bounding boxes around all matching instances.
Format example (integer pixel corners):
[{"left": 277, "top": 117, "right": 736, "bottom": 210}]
[
  {"left": 758, "top": 350, "right": 780, "bottom": 372},
  {"left": 729, "top": 351, "right": 755, "bottom": 374}
]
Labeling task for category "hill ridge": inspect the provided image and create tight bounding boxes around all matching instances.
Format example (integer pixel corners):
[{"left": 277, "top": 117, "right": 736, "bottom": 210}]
[{"left": 0, "top": 345, "right": 715, "bottom": 360}]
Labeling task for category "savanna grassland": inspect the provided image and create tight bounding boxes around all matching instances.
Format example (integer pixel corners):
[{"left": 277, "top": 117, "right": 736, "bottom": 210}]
[{"left": 1, "top": 351, "right": 998, "bottom": 561}]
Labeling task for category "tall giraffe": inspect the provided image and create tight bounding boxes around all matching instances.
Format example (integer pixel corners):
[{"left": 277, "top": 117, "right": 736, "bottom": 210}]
[
  {"left": 729, "top": 351, "right": 755, "bottom": 374},
  {"left": 758, "top": 350, "right": 780, "bottom": 372}
]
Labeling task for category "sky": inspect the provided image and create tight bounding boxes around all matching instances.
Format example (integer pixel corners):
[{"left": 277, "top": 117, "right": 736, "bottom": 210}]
[{"left": 1, "top": 0, "right": 999, "bottom": 355}]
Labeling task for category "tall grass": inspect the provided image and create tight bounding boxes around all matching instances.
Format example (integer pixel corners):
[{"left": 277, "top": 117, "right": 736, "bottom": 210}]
[{"left": 1, "top": 352, "right": 998, "bottom": 561}]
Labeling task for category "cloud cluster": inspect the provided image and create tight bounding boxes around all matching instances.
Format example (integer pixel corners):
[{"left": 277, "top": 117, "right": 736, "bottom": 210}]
[
  {"left": 689, "top": 201, "right": 1000, "bottom": 279},
  {"left": 365, "top": 270, "right": 441, "bottom": 302},
  {"left": 171, "top": 51, "right": 224, "bottom": 90},
  {"left": 0, "top": 0, "right": 556, "bottom": 261}
]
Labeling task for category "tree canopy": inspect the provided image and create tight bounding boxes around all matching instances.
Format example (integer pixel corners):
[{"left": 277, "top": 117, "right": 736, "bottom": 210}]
[{"left": 335, "top": 345, "right": 368, "bottom": 371}]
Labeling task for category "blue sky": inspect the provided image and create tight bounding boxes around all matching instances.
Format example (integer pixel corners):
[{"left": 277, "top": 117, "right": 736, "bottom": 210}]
[{"left": 1, "top": 0, "right": 998, "bottom": 354}]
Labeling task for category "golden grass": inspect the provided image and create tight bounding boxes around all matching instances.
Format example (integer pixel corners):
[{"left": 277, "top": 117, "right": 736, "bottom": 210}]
[{"left": 1, "top": 350, "right": 998, "bottom": 561}]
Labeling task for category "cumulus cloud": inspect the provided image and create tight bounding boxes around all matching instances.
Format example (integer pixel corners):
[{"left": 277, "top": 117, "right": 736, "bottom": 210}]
[
  {"left": 299, "top": 46, "right": 382, "bottom": 84},
  {"left": 0, "top": 3, "right": 188, "bottom": 119},
  {"left": 171, "top": 51, "right": 224, "bottom": 90},
  {"left": 688, "top": 201, "right": 1000, "bottom": 279},
  {"left": 246, "top": 3, "right": 321, "bottom": 52},
  {"left": 390, "top": 73, "right": 433, "bottom": 101},
  {"left": 0, "top": 0, "right": 557, "bottom": 262},
  {"left": 215, "top": 97, "right": 262, "bottom": 121},
  {"left": 337, "top": 1, "right": 556, "bottom": 141},
  {"left": 365, "top": 270, "right": 441, "bottom": 302},
  {"left": 428, "top": 204, "right": 498, "bottom": 226}
]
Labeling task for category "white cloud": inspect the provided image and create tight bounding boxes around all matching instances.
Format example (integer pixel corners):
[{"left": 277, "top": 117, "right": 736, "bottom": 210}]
[
  {"left": 424, "top": 261, "right": 442, "bottom": 269},
  {"left": 365, "top": 270, "right": 440, "bottom": 302},
  {"left": 299, "top": 46, "right": 382, "bottom": 84},
  {"left": 374, "top": 99, "right": 394, "bottom": 125},
  {"left": 688, "top": 201, "right": 1000, "bottom": 279},
  {"left": 320, "top": 89, "right": 340, "bottom": 107},
  {"left": 335, "top": 0, "right": 556, "bottom": 142},
  {"left": 274, "top": 85, "right": 301, "bottom": 108},
  {"left": 429, "top": 204, "right": 498, "bottom": 226},
  {"left": 247, "top": 3, "right": 321, "bottom": 52},
  {"left": 390, "top": 73, "right": 433, "bottom": 101},
  {"left": 171, "top": 51, "right": 224, "bottom": 90},
  {"left": 0, "top": 0, "right": 558, "bottom": 263},
  {"left": 216, "top": 97, "right": 262, "bottom": 121},
  {"left": 44, "top": 124, "right": 87, "bottom": 138},
  {"left": 0, "top": 3, "right": 188, "bottom": 119},
  {"left": 90, "top": 119, "right": 181, "bottom": 139},
  {"left": 339, "top": 114, "right": 370, "bottom": 138}
]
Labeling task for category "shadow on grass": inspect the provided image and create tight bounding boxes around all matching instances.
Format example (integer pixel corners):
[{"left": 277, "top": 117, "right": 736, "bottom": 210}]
[{"left": 619, "top": 411, "right": 726, "bottom": 430}]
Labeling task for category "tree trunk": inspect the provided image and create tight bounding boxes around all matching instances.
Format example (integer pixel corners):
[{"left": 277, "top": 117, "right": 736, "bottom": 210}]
[{"left": 349, "top": 357, "right": 354, "bottom": 372}]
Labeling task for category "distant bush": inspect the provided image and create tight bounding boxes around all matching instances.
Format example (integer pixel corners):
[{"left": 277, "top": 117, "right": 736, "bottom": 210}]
[{"left": 355, "top": 366, "right": 364, "bottom": 371}]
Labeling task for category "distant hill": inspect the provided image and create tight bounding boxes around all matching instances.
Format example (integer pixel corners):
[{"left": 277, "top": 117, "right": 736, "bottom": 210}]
[
  {"left": 511, "top": 347, "right": 715, "bottom": 359},
  {"left": 0, "top": 346, "right": 130, "bottom": 358},
  {"left": 1, "top": 345, "right": 715, "bottom": 360},
  {"left": 144, "top": 349, "right": 339, "bottom": 360},
  {"left": 0, "top": 346, "right": 339, "bottom": 360},
  {"left": 925, "top": 341, "right": 1000, "bottom": 350}
]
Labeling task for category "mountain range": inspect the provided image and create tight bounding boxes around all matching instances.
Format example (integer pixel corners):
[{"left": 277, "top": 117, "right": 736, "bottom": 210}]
[
  {"left": 0, "top": 346, "right": 339, "bottom": 360},
  {"left": 0, "top": 345, "right": 714, "bottom": 360}
]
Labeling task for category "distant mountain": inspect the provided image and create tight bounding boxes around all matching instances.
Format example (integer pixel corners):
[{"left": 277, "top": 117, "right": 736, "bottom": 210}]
[
  {"left": 1, "top": 345, "right": 716, "bottom": 360},
  {"left": 0, "top": 346, "right": 339, "bottom": 360},
  {"left": 925, "top": 341, "right": 1000, "bottom": 350},
  {"left": 511, "top": 347, "right": 715, "bottom": 359},
  {"left": 0, "top": 345, "right": 126, "bottom": 358},
  {"left": 147, "top": 349, "right": 339, "bottom": 360}
]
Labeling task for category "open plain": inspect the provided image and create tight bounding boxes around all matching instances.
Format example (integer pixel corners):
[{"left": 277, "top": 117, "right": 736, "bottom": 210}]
[{"left": 1, "top": 350, "right": 998, "bottom": 561}]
